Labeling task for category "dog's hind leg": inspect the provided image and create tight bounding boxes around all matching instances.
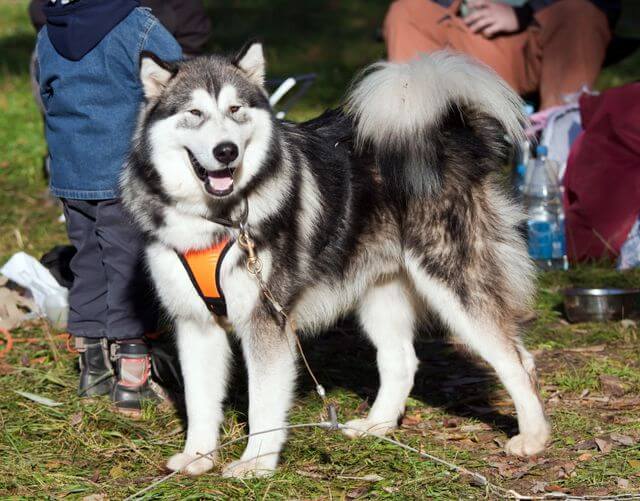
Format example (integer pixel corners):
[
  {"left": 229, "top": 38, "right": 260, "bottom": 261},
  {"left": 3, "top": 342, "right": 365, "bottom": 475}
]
[
  {"left": 166, "top": 318, "right": 231, "bottom": 476},
  {"left": 405, "top": 257, "right": 550, "bottom": 456},
  {"left": 343, "top": 278, "right": 418, "bottom": 439},
  {"left": 222, "top": 324, "right": 298, "bottom": 479}
]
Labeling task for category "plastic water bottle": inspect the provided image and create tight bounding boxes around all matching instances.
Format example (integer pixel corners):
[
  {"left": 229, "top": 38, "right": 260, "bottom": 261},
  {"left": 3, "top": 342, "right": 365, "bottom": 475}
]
[
  {"left": 513, "top": 162, "right": 527, "bottom": 197},
  {"left": 523, "top": 145, "right": 568, "bottom": 271},
  {"left": 512, "top": 138, "right": 531, "bottom": 199}
]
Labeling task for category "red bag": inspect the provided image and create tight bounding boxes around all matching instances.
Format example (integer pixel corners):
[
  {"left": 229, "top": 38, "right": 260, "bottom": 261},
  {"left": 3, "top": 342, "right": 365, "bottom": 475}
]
[{"left": 563, "top": 83, "right": 640, "bottom": 262}]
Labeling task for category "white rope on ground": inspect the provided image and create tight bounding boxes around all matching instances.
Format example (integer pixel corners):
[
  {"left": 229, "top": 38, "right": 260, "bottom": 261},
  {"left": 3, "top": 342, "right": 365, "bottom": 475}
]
[{"left": 124, "top": 420, "right": 640, "bottom": 501}]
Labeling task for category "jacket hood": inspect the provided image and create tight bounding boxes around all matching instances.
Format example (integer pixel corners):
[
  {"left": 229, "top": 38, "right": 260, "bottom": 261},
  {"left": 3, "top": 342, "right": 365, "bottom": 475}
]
[{"left": 44, "top": 0, "right": 140, "bottom": 61}]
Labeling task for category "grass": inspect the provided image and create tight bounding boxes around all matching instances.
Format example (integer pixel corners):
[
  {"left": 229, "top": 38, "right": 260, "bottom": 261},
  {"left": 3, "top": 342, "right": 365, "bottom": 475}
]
[{"left": 1, "top": 0, "right": 640, "bottom": 499}]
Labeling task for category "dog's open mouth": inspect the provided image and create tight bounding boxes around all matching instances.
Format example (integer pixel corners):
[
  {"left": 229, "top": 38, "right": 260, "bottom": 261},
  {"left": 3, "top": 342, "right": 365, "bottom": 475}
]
[{"left": 187, "top": 149, "right": 236, "bottom": 197}]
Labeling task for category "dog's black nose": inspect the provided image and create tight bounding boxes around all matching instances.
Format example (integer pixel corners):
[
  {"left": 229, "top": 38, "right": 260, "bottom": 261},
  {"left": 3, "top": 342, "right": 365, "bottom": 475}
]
[{"left": 213, "top": 142, "right": 239, "bottom": 165}]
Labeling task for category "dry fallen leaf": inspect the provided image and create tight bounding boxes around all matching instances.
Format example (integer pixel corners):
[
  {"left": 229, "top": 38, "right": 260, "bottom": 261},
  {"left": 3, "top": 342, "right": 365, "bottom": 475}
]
[
  {"left": 610, "top": 433, "right": 634, "bottom": 447},
  {"left": 556, "top": 461, "right": 576, "bottom": 479},
  {"left": 355, "top": 399, "right": 369, "bottom": 415},
  {"left": 546, "top": 484, "right": 569, "bottom": 493},
  {"left": 599, "top": 375, "right": 627, "bottom": 397},
  {"left": 69, "top": 411, "right": 83, "bottom": 427},
  {"left": 531, "top": 481, "right": 547, "bottom": 493},
  {"left": 468, "top": 475, "right": 487, "bottom": 487},
  {"left": 346, "top": 486, "right": 369, "bottom": 499},
  {"left": 401, "top": 413, "right": 422, "bottom": 427},
  {"left": 443, "top": 417, "right": 460, "bottom": 428},
  {"left": 489, "top": 460, "right": 533, "bottom": 479},
  {"left": 617, "top": 478, "right": 630, "bottom": 489},
  {"left": 595, "top": 437, "right": 613, "bottom": 454},
  {"left": 574, "top": 439, "right": 597, "bottom": 451},
  {"left": 433, "top": 432, "right": 469, "bottom": 442},
  {"left": 0, "top": 286, "right": 37, "bottom": 330},
  {"left": 460, "top": 423, "right": 491, "bottom": 433}
]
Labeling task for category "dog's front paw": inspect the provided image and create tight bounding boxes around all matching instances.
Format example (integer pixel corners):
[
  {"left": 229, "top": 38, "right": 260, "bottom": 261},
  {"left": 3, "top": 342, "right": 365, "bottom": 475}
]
[
  {"left": 342, "top": 418, "right": 397, "bottom": 439},
  {"left": 222, "top": 456, "right": 277, "bottom": 479},
  {"left": 166, "top": 451, "right": 215, "bottom": 476},
  {"left": 504, "top": 432, "right": 548, "bottom": 457}
]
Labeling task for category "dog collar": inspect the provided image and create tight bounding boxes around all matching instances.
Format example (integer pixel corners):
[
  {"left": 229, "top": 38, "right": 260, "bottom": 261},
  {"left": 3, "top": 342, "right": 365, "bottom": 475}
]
[{"left": 206, "top": 198, "right": 249, "bottom": 228}]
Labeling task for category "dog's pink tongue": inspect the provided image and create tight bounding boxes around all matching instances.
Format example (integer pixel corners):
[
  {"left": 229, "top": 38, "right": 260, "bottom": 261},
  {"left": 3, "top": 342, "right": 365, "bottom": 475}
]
[{"left": 209, "top": 175, "right": 233, "bottom": 192}]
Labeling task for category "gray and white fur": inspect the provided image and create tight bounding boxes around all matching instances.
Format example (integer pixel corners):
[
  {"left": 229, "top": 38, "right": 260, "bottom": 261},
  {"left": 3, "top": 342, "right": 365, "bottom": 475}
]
[{"left": 121, "top": 43, "right": 549, "bottom": 478}]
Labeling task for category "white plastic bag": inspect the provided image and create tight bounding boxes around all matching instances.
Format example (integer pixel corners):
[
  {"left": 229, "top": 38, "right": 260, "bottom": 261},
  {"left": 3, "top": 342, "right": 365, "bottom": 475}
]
[{"left": 0, "top": 252, "right": 69, "bottom": 329}]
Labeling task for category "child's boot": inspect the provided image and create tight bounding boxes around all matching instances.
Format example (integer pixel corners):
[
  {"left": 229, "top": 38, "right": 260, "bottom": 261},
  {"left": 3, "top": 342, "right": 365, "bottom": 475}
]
[
  {"left": 76, "top": 337, "right": 114, "bottom": 397},
  {"left": 111, "top": 339, "right": 159, "bottom": 416}
]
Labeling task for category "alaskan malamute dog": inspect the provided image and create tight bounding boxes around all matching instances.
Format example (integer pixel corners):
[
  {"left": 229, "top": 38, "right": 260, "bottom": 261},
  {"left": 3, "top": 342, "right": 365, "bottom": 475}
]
[{"left": 121, "top": 42, "right": 550, "bottom": 478}]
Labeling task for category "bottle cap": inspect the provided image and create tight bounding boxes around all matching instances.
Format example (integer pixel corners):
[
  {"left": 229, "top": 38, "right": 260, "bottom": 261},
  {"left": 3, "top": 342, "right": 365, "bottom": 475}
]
[{"left": 536, "top": 145, "right": 548, "bottom": 157}]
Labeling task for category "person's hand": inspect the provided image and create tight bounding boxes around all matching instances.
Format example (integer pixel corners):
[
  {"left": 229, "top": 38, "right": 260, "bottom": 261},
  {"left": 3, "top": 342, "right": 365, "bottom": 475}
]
[{"left": 464, "top": 0, "right": 519, "bottom": 38}]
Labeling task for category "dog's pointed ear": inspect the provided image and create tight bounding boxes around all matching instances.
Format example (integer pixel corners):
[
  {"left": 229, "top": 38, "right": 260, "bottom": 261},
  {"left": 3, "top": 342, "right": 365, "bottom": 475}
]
[
  {"left": 233, "top": 40, "right": 265, "bottom": 86},
  {"left": 140, "top": 51, "right": 177, "bottom": 100}
]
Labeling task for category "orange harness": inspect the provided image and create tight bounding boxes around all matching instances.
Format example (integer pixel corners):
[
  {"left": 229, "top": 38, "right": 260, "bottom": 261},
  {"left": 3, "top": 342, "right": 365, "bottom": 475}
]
[{"left": 177, "top": 238, "right": 234, "bottom": 316}]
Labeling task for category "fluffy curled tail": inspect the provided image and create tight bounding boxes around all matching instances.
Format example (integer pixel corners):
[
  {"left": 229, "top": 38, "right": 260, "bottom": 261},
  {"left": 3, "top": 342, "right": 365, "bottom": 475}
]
[{"left": 346, "top": 51, "right": 526, "bottom": 195}]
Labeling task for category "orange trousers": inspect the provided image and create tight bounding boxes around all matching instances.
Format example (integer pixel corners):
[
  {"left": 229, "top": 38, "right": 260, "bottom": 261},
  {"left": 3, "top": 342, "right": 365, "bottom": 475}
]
[{"left": 384, "top": 0, "right": 611, "bottom": 109}]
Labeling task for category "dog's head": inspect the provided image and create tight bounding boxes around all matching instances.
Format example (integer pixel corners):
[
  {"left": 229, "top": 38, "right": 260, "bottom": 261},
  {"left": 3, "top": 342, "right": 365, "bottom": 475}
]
[{"left": 137, "top": 41, "right": 273, "bottom": 205}]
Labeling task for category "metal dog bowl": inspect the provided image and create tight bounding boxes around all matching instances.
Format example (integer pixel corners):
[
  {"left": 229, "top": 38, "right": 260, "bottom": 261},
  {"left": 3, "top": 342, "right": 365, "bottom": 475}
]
[{"left": 563, "top": 288, "right": 640, "bottom": 323}]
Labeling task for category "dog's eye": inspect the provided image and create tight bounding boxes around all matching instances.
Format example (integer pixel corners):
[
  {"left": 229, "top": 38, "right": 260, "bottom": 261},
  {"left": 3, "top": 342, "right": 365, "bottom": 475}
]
[
  {"left": 189, "top": 109, "right": 202, "bottom": 117},
  {"left": 229, "top": 105, "right": 241, "bottom": 114}
]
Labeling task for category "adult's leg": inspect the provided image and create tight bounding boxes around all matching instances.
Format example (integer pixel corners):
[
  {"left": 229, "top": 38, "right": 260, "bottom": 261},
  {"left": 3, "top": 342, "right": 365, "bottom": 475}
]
[
  {"left": 385, "top": 0, "right": 533, "bottom": 95},
  {"left": 384, "top": 0, "right": 453, "bottom": 62},
  {"left": 534, "top": 0, "right": 611, "bottom": 109},
  {"left": 446, "top": 15, "right": 532, "bottom": 95}
]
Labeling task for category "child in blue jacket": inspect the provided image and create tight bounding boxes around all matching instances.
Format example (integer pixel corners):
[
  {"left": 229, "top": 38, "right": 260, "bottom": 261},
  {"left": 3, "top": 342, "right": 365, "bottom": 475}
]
[{"left": 36, "top": 0, "right": 182, "bottom": 414}]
